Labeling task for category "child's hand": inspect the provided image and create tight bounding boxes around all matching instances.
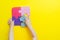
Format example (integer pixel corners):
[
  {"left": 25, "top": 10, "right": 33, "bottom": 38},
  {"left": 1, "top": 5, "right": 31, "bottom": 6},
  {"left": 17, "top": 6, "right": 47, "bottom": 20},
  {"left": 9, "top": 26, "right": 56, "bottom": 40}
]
[
  {"left": 8, "top": 19, "right": 14, "bottom": 27},
  {"left": 25, "top": 17, "right": 31, "bottom": 27}
]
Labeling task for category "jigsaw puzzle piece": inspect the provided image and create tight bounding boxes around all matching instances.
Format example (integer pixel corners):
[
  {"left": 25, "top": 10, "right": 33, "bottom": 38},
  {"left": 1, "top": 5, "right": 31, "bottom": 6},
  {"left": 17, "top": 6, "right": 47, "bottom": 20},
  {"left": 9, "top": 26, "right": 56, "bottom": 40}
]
[{"left": 21, "top": 22, "right": 26, "bottom": 27}]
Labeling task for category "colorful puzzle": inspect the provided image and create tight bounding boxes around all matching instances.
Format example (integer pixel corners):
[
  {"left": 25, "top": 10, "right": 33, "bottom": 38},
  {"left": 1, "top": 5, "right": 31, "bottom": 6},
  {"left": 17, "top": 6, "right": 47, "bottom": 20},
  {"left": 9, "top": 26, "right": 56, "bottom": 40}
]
[{"left": 12, "top": 7, "right": 30, "bottom": 26}]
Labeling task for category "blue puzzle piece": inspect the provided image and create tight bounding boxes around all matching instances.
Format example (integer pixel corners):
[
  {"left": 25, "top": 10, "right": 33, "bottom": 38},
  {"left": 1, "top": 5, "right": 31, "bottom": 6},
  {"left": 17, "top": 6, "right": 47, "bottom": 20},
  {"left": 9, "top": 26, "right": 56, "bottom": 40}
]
[
  {"left": 21, "top": 22, "right": 26, "bottom": 27},
  {"left": 20, "top": 16, "right": 25, "bottom": 22}
]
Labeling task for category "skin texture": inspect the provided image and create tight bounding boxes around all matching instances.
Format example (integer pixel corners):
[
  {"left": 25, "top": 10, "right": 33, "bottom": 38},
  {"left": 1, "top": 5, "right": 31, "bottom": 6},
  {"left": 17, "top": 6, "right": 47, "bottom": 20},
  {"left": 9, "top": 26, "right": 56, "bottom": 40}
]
[{"left": 8, "top": 17, "right": 36, "bottom": 40}]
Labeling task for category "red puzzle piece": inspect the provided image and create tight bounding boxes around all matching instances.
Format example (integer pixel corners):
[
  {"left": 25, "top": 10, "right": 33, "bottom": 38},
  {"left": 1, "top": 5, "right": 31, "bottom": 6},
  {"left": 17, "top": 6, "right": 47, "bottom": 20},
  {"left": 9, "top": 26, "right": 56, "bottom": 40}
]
[{"left": 12, "top": 7, "right": 21, "bottom": 19}]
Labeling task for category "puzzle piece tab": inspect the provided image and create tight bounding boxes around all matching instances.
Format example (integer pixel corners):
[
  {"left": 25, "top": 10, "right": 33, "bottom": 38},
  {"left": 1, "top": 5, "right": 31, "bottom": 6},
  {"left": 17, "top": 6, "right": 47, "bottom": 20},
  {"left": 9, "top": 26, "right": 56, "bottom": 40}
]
[{"left": 21, "top": 22, "right": 26, "bottom": 27}]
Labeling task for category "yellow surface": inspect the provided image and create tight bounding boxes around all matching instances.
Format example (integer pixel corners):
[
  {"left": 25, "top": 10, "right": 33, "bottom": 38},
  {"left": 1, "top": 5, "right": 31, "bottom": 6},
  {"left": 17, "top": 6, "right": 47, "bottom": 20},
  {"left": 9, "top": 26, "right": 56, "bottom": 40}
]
[{"left": 0, "top": 0, "right": 60, "bottom": 40}]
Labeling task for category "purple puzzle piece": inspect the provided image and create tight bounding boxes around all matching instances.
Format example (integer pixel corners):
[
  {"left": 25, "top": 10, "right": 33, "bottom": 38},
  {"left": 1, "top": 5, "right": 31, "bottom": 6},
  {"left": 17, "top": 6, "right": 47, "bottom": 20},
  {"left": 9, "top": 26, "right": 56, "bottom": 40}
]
[{"left": 12, "top": 16, "right": 21, "bottom": 25}]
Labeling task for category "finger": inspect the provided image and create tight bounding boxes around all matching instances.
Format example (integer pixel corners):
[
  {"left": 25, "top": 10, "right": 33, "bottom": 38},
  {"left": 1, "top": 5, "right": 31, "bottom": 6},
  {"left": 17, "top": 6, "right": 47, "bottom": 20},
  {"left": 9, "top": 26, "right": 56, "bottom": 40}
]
[
  {"left": 12, "top": 21, "right": 14, "bottom": 25},
  {"left": 9, "top": 18, "right": 12, "bottom": 22},
  {"left": 25, "top": 16, "right": 29, "bottom": 21},
  {"left": 8, "top": 18, "right": 10, "bottom": 23},
  {"left": 8, "top": 18, "right": 13, "bottom": 25}
]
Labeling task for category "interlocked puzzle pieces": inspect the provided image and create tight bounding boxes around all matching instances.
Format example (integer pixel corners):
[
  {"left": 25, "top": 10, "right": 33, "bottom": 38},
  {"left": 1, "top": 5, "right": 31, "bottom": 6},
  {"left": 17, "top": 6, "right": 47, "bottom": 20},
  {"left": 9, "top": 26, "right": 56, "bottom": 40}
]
[{"left": 12, "top": 7, "right": 30, "bottom": 27}]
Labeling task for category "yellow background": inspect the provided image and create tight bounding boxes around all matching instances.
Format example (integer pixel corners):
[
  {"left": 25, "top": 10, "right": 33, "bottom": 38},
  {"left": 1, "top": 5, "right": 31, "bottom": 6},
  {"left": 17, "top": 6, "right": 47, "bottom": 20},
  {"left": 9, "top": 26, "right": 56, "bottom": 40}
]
[{"left": 0, "top": 0, "right": 60, "bottom": 40}]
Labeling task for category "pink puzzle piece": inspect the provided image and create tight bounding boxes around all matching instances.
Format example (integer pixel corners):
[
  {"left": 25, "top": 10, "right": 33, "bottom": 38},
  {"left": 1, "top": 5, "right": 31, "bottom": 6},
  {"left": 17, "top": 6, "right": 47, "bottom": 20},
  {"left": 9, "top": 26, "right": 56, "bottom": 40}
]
[
  {"left": 19, "top": 7, "right": 30, "bottom": 16},
  {"left": 12, "top": 7, "right": 21, "bottom": 19}
]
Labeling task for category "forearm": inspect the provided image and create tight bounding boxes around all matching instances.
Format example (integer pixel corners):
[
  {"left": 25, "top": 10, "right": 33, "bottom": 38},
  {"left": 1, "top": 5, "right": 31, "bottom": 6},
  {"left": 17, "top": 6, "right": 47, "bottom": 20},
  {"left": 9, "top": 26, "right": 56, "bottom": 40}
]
[
  {"left": 9, "top": 26, "right": 14, "bottom": 40},
  {"left": 27, "top": 25, "right": 36, "bottom": 40}
]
